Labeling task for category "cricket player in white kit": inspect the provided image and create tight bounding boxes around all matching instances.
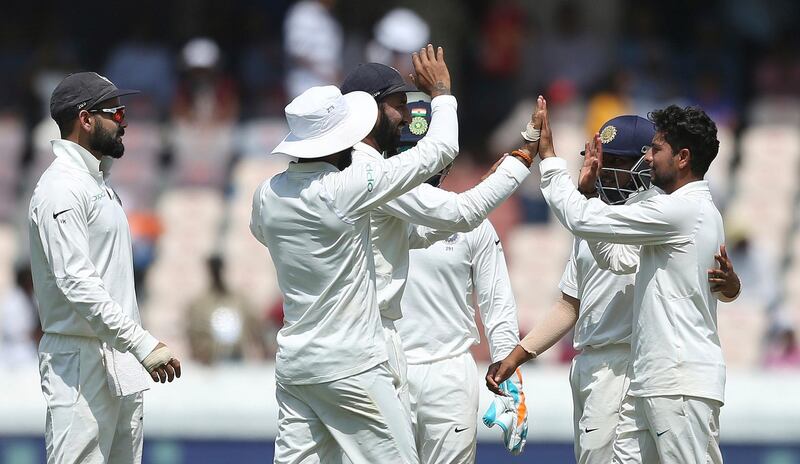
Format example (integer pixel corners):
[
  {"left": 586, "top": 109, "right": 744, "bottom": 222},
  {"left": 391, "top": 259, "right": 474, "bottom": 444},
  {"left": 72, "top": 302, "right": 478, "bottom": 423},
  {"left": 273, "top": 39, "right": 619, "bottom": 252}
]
[
  {"left": 30, "top": 72, "right": 181, "bottom": 464},
  {"left": 338, "top": 59, "right": 534, "bottom": 417},
  {"left": 386, "top": 98, "right": 532, "bottom": 463},
  {"left": 250, "top": 45, "right": 457, "bottom": 464},
  {"left": 532, "top": 100, "right": 729, "bottom": 463},
  {"left": 487, "top": 114, "right": 741, "bottom": 464}
]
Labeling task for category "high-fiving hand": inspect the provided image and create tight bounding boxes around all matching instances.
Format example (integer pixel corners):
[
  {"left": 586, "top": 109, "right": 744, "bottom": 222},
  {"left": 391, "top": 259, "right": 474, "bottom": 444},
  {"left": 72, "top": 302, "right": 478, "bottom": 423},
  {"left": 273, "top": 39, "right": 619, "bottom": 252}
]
[
  {"left": 579, "top": 133, "right": 604, "bottom": 195},
  {"left": 410, "top": 44, "right": 451, "bottom": 98},
  {"left": 536, "top": 97, "right": 556, "bottom": 159}
]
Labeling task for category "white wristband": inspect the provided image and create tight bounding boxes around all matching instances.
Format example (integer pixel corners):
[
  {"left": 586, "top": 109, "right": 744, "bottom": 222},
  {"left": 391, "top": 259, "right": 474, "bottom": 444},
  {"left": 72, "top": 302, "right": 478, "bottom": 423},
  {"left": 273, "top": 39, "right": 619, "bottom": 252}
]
[
  {"left": 142, "top": 346, "right": 173, "bottom": 372},
  {"left": 521, "top": 122, "right": 541, "bottom": 142}
]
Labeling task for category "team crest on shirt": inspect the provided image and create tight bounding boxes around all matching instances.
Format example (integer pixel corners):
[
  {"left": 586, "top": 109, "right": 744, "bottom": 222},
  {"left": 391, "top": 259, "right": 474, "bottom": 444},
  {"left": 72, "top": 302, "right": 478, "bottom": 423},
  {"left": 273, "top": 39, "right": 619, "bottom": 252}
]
[
  {"left": 444, "top": 233, "right": 460, "bottom": 251},
  {"left": 600, "top": 125, "right": 617, "bottom": 144},
  {"left": 410, "top": 116, "right": 428, "bottom": 136}
]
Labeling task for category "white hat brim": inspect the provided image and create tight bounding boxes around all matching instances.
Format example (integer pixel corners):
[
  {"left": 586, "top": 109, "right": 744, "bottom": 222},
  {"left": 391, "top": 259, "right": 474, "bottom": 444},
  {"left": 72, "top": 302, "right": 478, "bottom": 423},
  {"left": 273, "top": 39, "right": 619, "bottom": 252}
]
[{"left": 271, "top": 91, "right": 378, "bottom": 159}]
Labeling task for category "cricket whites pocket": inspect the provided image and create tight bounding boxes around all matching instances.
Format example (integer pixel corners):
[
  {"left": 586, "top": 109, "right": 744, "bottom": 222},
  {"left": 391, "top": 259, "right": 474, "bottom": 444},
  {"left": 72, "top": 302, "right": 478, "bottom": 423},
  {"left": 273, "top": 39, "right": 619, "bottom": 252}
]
[{"left": 39, "top": 351, "right": 80, "bottom": 408}]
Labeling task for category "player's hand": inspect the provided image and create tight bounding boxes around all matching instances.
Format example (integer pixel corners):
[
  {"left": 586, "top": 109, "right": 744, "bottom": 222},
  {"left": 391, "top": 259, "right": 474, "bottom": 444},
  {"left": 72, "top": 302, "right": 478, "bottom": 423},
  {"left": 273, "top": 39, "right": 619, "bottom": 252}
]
[
  {"left": 410, "top": 44, "right": 451, "bottom": 98},
  {"left": 537, "top": 97, "right": 556, "bottom": 159},
  {"left": 579, "top": 133, "right": 603, "bottom": 195},
  {"left": 143, "top": 342, "right": 182, "bottom": 383},
  {"left": 486, "top": 345, "right": 532, "bottom": 395},
  {"left": 708, "top": 244, "right": 740, "bottom": 298}
]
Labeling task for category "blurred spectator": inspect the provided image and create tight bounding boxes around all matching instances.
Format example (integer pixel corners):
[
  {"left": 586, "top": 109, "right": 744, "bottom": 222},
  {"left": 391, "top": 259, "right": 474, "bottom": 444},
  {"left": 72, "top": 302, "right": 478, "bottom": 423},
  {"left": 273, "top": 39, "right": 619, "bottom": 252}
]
[
  {"left": 753, "top": 32, "right": 800, "bottom": 98},
  {"left": 724, "top": 218, "right": 780, "bottom": 313},
  {"left": 461, "top": 1, "right": 527, "bottom": 156},
  {"left": 764, "top": 325, "right": 800, "bottom": 370},
  {"left": 366, "top": 8, "right": 429, "bottom": 80},
  {"left": 617, "top": 4, "right": 676, "bottom": 106},
  {"left": 283, "top": 0, "right": 342, "bottom": 99},
  {"left": 0, "top": 264, "right": 41, "bottom": 367},
  {"left": 186, "top": 256, "right": 264, "bottom": 365},
  {"left": 128, "top": 212, "right": 163, "bottom": 302},
  {"left": 172, "top": 37, "right": 240, "bottom": 124},
  {"left": 103, "top": 23, "right": 176, "bottom": 120},
  {"left": 537, "top": 1, "right": 610, "bottom": 97},
  {"left": 239, "top": 9, "right": 288, "bottom": 118},
  {"left": 584, "top": 70, "right": 633, "bottom": 137}
]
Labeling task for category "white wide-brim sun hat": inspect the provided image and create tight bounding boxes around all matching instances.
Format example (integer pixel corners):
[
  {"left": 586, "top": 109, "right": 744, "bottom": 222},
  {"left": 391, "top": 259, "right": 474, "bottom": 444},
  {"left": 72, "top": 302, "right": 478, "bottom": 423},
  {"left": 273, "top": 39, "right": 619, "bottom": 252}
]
[{"left": 272, "top": 86, "right": 378, "bottom": 159}]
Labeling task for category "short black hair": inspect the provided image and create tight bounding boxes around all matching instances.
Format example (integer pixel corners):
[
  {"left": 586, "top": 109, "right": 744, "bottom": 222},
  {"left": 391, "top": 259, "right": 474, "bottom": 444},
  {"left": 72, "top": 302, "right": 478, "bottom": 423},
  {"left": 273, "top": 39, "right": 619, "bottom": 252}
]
[
  {"left": 53, "top": 107, "right": 80, "bottom": 138},
  {"left": 648, "top": 105, "right": 719, "bottom": 178}
]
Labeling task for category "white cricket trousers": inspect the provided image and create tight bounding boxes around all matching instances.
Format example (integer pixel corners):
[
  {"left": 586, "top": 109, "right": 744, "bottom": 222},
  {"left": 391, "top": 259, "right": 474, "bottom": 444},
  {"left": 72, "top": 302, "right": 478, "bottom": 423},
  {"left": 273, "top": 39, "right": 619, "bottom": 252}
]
[
  {"left": 382, "top": 317, "right": 411, "bottom": 414},
  {"left": 407, "top": 351, "right": 479, "bottom": 464},
  {"left": 38, "top": 333, "right": 144, "bottom": 464},
  {"left": 570, "top": 344, "right": 631, "bottom": 464},
  {"left": 274, "top": 362, "right": 419, "bottom": 464},
  {"left": 613, "top": 394, "right": 722, "bottom": 464}
]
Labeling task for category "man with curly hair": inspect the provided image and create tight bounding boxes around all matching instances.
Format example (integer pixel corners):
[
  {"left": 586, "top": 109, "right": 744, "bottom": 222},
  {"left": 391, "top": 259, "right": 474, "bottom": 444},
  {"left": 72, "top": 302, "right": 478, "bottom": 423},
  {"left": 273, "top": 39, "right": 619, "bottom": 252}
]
[{"left": 531, "top": 101, "right": 728, "bottom": 463}]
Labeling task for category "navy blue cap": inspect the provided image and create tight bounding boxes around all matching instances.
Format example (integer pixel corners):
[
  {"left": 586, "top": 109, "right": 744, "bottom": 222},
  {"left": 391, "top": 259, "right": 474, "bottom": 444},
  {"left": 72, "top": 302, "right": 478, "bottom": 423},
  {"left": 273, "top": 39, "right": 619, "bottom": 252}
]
[
  {"left": 399, "top": 100, "right": 431, "bottom": 147},
  {"left": 582, "top": 115, "right": 655, "bottom": 157},
  {"left": 50, "top": 72, "right": 139, "bottom": 119},
  {"left": 341, "top": 63, "right": 417, "bottom": 101}
]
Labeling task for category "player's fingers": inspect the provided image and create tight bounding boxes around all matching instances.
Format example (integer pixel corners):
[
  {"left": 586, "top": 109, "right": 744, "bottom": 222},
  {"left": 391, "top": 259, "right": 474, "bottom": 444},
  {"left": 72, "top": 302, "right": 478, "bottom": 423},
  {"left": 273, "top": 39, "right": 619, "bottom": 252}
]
[
  {"left": 595, "top": 133, "right": 604, "bottom": 165},
  {"left": 720, "top": 244, "right": 728, "bottom": 259},
  {"left": 417, "top": 47, "right": 429, "bottom": 67},
  {"left": 425, "top": 43, "right": 435, "bottom": 61},
  {"left": 714, "top": 254, "right": 729, "bottom": 271},
  {"left": 164, "top": 363, "right": 176, "bottom": 382},
  {"left": 150, "top": 370, "right": 159, "bottom": 382},
  {"left": 170, "top": 358, "right": 182, "bottom": 378},
  {"left": 436, "top": 46, "right": 445, "bottom": 62}
]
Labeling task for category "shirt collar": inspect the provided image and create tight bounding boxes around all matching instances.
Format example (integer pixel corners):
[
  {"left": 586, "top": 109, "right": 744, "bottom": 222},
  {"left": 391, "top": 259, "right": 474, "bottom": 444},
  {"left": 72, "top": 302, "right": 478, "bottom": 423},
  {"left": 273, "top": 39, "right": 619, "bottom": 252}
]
[
  {"left": 671, "top": 180, "right": 710, "bottom": 196},
  {"left": 51, "top": 139, "right": 108, "bottom": 181},
  {"left": 286, "top": 161, "right": 340, "bottom": 173},
  {"left": 352, "top": 142, "right": 384, "bottom": 161}
]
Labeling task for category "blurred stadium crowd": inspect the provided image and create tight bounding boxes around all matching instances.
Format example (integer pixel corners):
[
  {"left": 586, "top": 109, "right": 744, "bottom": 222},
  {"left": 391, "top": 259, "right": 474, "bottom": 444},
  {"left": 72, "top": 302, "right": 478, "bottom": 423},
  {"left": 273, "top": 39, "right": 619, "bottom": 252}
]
[{"left": 1, "top": 0, "right": 799, "bottom": 370}]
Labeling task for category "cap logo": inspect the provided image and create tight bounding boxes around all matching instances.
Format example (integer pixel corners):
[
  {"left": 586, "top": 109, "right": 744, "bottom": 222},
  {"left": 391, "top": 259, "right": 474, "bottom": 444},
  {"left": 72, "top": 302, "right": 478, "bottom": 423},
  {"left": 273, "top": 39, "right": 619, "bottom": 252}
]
[
  {"left": 409, "top": 116, "right": 428, "bottom": 135},
  {"left": 95, "top": 73, "right": 113, "bottom": 85},
  {"left": 600, "top": 125, "right": 617, "bottom": 144},
  {"left": 76, "top": 101, "right": 88, "bottom": 109}
]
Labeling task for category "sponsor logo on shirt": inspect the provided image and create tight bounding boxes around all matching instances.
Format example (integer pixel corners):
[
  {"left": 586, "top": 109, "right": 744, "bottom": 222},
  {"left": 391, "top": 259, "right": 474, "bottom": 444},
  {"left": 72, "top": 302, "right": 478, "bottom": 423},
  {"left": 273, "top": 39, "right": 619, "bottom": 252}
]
[{"left": 366, "top": 165, "right": 375, "bottom": 192}]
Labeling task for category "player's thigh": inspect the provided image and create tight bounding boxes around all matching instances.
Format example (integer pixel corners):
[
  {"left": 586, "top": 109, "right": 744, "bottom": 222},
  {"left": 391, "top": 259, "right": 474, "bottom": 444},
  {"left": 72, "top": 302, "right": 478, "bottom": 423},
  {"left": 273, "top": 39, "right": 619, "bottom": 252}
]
[
  {"left": 641, "top": 395, "right": 719, "bottom": 464},
  {"left": 382, "top": 319, "right": 411, "bottom": 412},
  {"left": 274, "top": 383, "right": 340, "bottom": 464},
  {"left": 40, "top": 335, "right": 117, "bottom": 464},
  {"left": 312, "top": 363, "right": 419, "bottom": 464},
  {"left": 108, "top": 393, "right": 144, "bottom": 464},
  {"left": 611, "top": 394, "right": 658, "bottom": 464},
  {"left": 574, "top": 351, "right": 630, "bottom": 463},
  {"left": 414, "top": 353, "right": 478, "bottom": 464}
]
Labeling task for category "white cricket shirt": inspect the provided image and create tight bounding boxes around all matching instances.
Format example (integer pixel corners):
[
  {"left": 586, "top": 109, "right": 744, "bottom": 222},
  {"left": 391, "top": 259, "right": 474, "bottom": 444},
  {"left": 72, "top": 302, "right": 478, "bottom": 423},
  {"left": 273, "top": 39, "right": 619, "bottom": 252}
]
[
  {"left": 250, "top": 95, "right": 459, "bottom": 385},
  {"left": 28, "top": 139, "right": 158, "bottom": 362},
  {"left": 559, "top": 237, "right": 635, "bottom": 350},
  {"left": 396, "top": 220, "right": 520, "bottom": 364},
  {"left": 352, "top": 145, "right": 529, "bottom": 321},
  {"left": 559, "top": 189, "right": 660, "bottom": 350},
  {"left": 541, "top": 157, "right": 726, "bottom": 403}
]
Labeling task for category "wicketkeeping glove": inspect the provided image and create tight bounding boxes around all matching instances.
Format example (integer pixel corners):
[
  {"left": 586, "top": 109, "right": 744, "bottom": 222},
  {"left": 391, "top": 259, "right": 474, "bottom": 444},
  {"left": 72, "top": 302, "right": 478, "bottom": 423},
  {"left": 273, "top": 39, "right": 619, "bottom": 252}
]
[{"left": 482, "top": 368, "right": 528, "bottom": 455}]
